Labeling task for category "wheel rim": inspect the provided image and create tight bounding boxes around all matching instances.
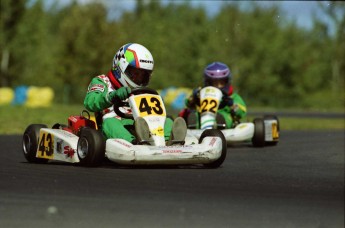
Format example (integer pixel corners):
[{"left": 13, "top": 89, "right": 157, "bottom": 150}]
[
  {"left": 23, "top": 134, "right": 31, "bottom": 155},
  {"left": 77, "top": 137, "right": 89, "bottom": 159}
]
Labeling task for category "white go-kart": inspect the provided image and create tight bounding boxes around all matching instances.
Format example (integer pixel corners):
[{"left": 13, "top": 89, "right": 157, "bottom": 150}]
[
  {"left": 184, "top": 86, "right": 280, "bottom": 147},
  {"left": 22, "top": 87, "right": 227, "bottom": 168}
]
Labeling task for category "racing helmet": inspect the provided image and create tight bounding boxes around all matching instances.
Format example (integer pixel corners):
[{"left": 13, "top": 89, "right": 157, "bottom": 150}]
[
  {"left": 112, "top": 43, "right": 154, "bottom": 88},
  {"left": 204, "top": 62, "right": 232, "bottom": 91}
]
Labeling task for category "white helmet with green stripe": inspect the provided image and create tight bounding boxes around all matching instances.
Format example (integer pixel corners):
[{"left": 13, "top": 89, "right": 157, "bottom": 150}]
[{"left": 112, "top": 43, "right": 154, "bottom": 88}]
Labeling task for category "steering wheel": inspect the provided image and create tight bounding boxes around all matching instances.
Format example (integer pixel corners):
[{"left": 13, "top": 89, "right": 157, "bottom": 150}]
[
  {"left": 130, "top": 87, "right": 158, "bottom": 96},
  {"left": 113, "top": 87, "right": 159, "bottom": 119}
]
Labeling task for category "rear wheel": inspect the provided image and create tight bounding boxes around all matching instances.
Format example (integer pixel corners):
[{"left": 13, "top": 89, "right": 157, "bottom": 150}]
[
  {"left": 199, "top": 129, "right": 227, "bottom": 168},
  {"left": 22, "top": 124, "right": 49, "bottom": 163},
  {"left": 77, "top": 128, "right": 105, "bottom": 166},
  {"left": 252, "top": 118, "right": 265, "bottom": 147}
]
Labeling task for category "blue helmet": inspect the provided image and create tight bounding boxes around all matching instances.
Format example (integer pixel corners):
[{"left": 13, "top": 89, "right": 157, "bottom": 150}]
[{"left": 204, "top": 62, "right": 232, "bottom": 91}]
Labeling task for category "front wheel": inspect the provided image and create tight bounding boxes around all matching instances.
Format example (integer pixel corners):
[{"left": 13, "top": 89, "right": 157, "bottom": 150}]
[
  {"left": 77, "top": 128, "right": 105, "bottom": 166},
  {"left": 22, "top": 124, "right": 49, "bottom": 163},
  {"left": 199, "top": 129, "right": 227, "bottom": 168}
]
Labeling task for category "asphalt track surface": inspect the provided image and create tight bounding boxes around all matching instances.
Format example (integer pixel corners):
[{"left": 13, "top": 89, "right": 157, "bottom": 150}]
[{"left": 0, "top": 131, "right": 344, "bottom": 228}]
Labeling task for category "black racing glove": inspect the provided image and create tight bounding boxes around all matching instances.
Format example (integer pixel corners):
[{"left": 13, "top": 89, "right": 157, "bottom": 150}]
[
  {"left": 186, "top": 88, "right": 200, "bottom": 108},
  {"left": 219, "top": 96, "right": 233, "bottom": 109}
]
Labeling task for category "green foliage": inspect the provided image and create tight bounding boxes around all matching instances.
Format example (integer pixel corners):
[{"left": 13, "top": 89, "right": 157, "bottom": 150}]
[
  {"left": 0, "top": 0, "right": 344, "bottom": 110},
  {"left": 0, "top": 0, "right": 26, "bottom": 87},
  {"left": 11, "top": 1, "right": 57, "bottom": 86},
  {"left": 118, "top": 1, "right": 209, "bottom": 89},
  {"left": 54, "top": 2, "right": 113, "bottom": 102}
]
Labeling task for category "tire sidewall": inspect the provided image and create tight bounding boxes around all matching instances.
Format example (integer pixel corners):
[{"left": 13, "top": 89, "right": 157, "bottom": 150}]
[
  {"left": 199, "top": 129, "right": 227, "bottom": 168},
  {"left": 252, "top": 118, "right": 265, "bottom": 147},
  {"left": 77, "top": 128, "right": 105, "bottom": 166},
  {"left": 22, "top": 124, "right": 48, "bottom": 163}
]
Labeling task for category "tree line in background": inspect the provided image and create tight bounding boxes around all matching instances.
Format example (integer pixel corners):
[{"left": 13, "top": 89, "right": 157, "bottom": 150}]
[{"left": 0, "top": 0, "right": 344, "bottom": 109}]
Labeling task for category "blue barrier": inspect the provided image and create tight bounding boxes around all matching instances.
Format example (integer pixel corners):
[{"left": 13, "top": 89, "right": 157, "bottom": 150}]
[
  {"left": 159, "top": 86, "right": 192, "bottom": 110},
  {"left": 12, "top": 85, "right": 28, "bottom": 105}
]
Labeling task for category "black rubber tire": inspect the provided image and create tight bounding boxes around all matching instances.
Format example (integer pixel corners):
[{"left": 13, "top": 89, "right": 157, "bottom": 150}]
[
  {"left": 199, "top": 129, "right": 227, "bottom": 168},
  {"left": 264, "top": 115, "right": 280, "bottom": 146},
  {"left": 77, "top": 128, "right": 105, "bottom": 167},
  {"left": 22, "top": 124, "right": 49, "bottom": 163},
  {"left": 252, "top": 118, "right": 265, "bottom": 147}
]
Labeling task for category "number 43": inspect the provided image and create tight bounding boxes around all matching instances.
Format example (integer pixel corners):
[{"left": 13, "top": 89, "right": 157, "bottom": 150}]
[{"left": 139, "top": 97, "right": 164, "bottom": 115}]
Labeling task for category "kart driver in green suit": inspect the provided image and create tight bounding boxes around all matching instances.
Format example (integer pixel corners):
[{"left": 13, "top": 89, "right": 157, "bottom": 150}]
[
  {"left": 179, "top": 62, "right": 247, "bottom": 129},
  {"left": 84, "top": 43, "right": 186, "bottom": 145}
]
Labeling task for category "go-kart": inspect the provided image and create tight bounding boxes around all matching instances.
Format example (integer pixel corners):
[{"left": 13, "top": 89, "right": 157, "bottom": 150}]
[
  {"left": 181, "top": 86, "right": 279, "bottom": 147},
  {"left": 22, "top": 87, "right": 227, "bottom": 168}
]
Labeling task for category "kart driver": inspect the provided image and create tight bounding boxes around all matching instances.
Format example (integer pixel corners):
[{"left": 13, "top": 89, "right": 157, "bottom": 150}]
[
  {"left": 84, "top": 43, "right": 186, "bottom": 145},
  {"left": 179, "top": 61, "right": 247, "bottom": 129}
]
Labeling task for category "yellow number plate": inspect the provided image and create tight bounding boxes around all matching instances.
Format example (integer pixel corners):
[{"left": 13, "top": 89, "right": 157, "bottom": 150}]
[
  {"left": 134, "top": 94, "right": 166, "bottom": 117},
  {"left": 272, "top": 123, "right": 279, "bottom": 140},
  {"left": 36, "top": 131, "right": 54, "bottom": 159},
  {"left": 199, "top": 98, "right": 219, "bottom": 113}
]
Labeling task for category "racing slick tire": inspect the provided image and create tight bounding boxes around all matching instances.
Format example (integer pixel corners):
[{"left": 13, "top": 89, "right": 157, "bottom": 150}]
[
  {"left": 77, "top": 127, "right": 105, "bottom": 167},
  {"left": 264, "top": 115, "right": 279, "bottom": 146},
  {"left": 199, "top": 129, "right": 227, "bottom": 168},
  {"left": 252, "top": 118, "right": 265, "bottom": 147},
  {"left": 22, "top": 124, "right": 49, "bottom": 163}
]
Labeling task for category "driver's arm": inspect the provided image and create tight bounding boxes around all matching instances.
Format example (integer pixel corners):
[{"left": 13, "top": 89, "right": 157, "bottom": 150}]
[
  {"left": 84, "top": 77, "right": 112, "bottom": 112},
  {"left": 186, "top": 88, "right": 200, "bottom": 108},
  {"left": 230, "top": 93, "right": 247, "bottom": 119}
]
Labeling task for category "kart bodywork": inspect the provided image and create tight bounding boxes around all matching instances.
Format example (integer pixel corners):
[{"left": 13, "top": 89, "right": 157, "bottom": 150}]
[
  {"left": 184, "top": 86, "right": 280, "bottom": 147},
  {"left": 22, "top": 88, "right": 227, "bottom": 167}
]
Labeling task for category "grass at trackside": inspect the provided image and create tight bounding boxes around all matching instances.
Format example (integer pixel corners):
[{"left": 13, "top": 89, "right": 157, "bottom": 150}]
[
  {"left": 0, "top": 104, "right": 85, "bottom": 135},
  {"left": 0, "top": 104, "right": 344, "bottom": 135}
]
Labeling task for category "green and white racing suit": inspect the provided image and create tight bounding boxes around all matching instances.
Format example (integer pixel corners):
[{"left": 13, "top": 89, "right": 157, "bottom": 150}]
[
  {"left": 182, "top": 86, "right": 247, "bottom": 129},
  {"left": 84, "top": 72, "right": 173, "bottom": 142}
]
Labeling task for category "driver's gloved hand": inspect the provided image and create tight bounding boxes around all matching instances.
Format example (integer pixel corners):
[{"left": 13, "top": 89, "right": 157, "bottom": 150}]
[
  {"left": 108, "top": 87, "right": 131, "bottom": 102},
  {"left": 219, "top": 96, "right": 233, "bottom": 109},
  {"left": 186, "top": 88, "right": 200, "bottom": 108}
]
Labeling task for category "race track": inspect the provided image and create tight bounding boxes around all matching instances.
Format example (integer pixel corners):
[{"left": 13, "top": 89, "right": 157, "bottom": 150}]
[{"left": 0, "top": 131, "right": 344, "bottom": 228}]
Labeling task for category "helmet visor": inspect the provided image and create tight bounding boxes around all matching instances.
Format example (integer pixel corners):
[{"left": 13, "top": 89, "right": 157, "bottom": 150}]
[
  {"left": 125, "top": 65, "right": 152, "bottom": 86},
  {"left": 205, "top": 77, "right": 229, "bottom": 88}
]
